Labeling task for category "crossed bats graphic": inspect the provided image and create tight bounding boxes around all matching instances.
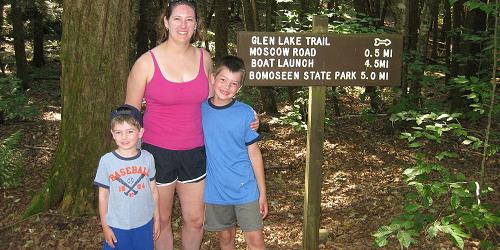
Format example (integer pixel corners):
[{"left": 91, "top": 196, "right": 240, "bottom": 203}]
[{"left": 117, "top": 174, "right": 145, "bottom": 196}]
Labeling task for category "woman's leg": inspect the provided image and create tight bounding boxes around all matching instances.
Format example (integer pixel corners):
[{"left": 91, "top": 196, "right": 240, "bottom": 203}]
[
  {"left": 154, "top": 184, "right": 176, "bottom": 250},
  {"left": 177, "top": 180, "right": 205, "bottom": 250}
]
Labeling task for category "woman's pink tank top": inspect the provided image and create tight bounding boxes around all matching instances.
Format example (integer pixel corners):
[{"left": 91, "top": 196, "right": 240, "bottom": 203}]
[{"left": 143, "top": 49, "right": 208, "bottom": 150}]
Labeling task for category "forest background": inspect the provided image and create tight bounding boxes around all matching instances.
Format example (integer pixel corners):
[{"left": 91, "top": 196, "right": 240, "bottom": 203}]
[{"left": 0, "top": 0, "right": 498, "bottom": 249}]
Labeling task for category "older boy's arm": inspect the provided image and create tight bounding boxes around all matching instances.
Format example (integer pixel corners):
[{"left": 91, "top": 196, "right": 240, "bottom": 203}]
[
  {"left": 248, "top": 143, "right": 268, "bottom": 218},
  {"left": 150, "top": 180, "right": 161, "bottom": 240},
  {"left": 99, "top": 187, "right": 117, "bottom": 248}
]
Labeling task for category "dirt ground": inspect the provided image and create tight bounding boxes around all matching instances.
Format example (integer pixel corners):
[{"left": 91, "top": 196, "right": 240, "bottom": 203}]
[{"left": 0, "top": 78, "right": 498, "bottom": 249}]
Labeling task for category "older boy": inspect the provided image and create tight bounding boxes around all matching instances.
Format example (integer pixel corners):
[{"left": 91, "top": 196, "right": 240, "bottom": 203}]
[
  {"left": 94, "top": 104, "right": 160, "bottom": 250},
  {"left": 202, "top": 55, "right": 268, "bottom": 250}
]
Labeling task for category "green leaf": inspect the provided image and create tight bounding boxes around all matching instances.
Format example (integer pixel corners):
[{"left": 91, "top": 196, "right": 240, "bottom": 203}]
[
  {"left": 409, "top": 142, "right": 422, "bottom": 148},
  {"left": 451, "top": 194, "right": 460, "bottom": 209},
  {"left": 427, "top": 221, "right": 440, "bottom": 238},
  {"left": 396, "top": 230, "right": 417, "bottom": 249},
  {"left": 374, "top": 236, "right": 388, "bottom": 247},
  {"left": 435, "top": 151, "right": 459, "bottom": 161},
  {"left": 436, "top": 114, "right": 450, "bottom": 120},
  {"left": 404, "top": 204, "right": 420, "bottom": 213},
  {"left": 462, "top": 139, "right": 472, "bottom": 145}
]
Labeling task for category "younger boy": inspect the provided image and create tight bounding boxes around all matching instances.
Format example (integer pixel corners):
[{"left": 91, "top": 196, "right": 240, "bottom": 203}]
[
  {"left": 202, "top": 55, "right": 268, "bottom": 250},
  {"left": 94, "top": 104, "right": 160, "bottom": 250}
]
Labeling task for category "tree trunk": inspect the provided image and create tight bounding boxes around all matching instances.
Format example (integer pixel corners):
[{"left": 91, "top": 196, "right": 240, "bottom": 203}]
[
  {"left": 136, "top": 0, "right": 151, "bottom": 58},
  {"left": 463, "top": 0, "right": 487, "bottom": 76},
  {"left": 0, "top": 0, "right": 5, "bottom": 41},
  {"left": 390, "top": 0, "right": 409, "bottom": 94},
  {"left": 24, "top": 0, "right": 135, "bottom": 217},
  {"left": 448, "top": 0, "right": 466, "bottom": 110},
  {"left": 10, "top": 0, "right": 30, "bottom": 89},
  {"left": 214, "top": 0, "right": 229, "bottom": 61},
  {"left": 31, "top": 0, "right": 46, "bottom": 67},
  {"left": 241, "top": 0, "right": 277, "bottom": 115},
  {"left": 442, "top": 0, "right": 451, "bottom": 81},
  {"left": 430, "top": 0, "right": 440, "bottom": 60}
]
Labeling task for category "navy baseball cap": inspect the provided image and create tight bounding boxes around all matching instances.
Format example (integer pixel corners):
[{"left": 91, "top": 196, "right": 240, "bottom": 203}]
[{"left": 110, "top": 104, "right": 143, "bottom": 127}]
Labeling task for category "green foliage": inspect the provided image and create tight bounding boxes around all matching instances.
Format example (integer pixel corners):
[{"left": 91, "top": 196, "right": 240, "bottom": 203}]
[
  {"left": 449, "top": 76, "right": 499, "bottom": 117},
  {"left": 0, "top": 77, "right": 38, "bottom": 121},
  {"left": 375, "top": 111, "right": 499, "bottom": 248},
  {"left": 275, "top": 88, "right": 308, "bottom": 131},
  {"left": 0, "top": 130, "right": 24, "bottom": 188}
]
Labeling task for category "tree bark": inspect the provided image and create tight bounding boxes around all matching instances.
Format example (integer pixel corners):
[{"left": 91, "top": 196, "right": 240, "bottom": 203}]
[
  {"left": 10, "top": 0, "right": 30, "bottom": 89},
  {"left": 31, "top": 0, "right": 46, "bottom": 67},
  {"left": 241, "top": 0, "right": 278, "bottom": 115},
  {"left": 24, "top": 0, "right": 135, "bottom": 217},
  {"left": 214, "top": 0, "right": 229, "bottom": 61}
]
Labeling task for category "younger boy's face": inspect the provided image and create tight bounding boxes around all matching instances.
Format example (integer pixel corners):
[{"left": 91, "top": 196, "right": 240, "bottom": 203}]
[
  {"left": 111, "top": 121, "right": 143, "bottom": 152},
  {"left": 211, "top": 67, "right": 242, "bottom": 105}
]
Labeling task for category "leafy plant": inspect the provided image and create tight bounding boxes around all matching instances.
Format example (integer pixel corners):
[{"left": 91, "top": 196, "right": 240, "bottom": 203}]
[
  {"left": 374, "top": 111, "right": 499, "bottom": 249},
  {"left": 0, "top": 130, "right": 24, "bottom": 188},
  {"left": 0, "top": 77, "right": 38, "bottom": 121}
]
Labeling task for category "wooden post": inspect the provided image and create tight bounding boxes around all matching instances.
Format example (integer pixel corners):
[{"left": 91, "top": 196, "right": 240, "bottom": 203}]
[{"left": 303, "top": 16, "right": 328, "bottom": 250}]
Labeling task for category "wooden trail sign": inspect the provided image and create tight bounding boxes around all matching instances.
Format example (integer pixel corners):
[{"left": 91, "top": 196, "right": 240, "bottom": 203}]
[
  {"left": 237, "top": 16, "right": 403, "bottom": 250},
  {"left": 238, "top": 32, "right": 403, "bottom": 86}
]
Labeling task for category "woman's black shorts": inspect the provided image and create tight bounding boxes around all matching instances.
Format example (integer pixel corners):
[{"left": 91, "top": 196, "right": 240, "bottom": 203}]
[{"left": 142, "top": 143, "right": 206, "bottom": 186}]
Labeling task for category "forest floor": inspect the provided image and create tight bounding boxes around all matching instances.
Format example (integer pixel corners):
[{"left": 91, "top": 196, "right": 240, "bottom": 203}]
[{"left": 0, "top": 74, "right": 499, "bottom": 249}]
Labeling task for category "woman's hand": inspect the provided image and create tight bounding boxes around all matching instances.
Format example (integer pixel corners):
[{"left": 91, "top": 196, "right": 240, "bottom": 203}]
[{"left": 250, "top": 111, "right": 260, "bottom": 131}]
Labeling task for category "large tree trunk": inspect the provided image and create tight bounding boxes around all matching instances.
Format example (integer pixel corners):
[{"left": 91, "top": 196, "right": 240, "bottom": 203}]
[
  {"left": 24, "top": 0, "right": 136, "bottom": 217},
  {"left": 10, "top": 0, "right": 30, "bottom": 89},
  {"left": 31, "top": 0, "right": 46, "bottom": 67},
  {"left": 390, "top": 0, "right": 409, "bottom": 95},
  {"left": 242, "top": 0, "right": 278, "bottom": 115},
  {"left": 449, "top": 0, "right": 466, "bottom": 110},
  {"left": 463, "top": 0, "right": 487, "bottom": 76},
  {"left": 442, "top": 0, "right": 452, "bottom": 82},
  {"left": 214, "top": 0, "right": 229, "bottom": 61}
]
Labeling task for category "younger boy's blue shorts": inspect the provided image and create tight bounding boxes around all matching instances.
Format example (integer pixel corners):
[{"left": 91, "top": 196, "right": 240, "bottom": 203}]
[{"left": 103, "top": 219, "right": 153, "bottom": 250}]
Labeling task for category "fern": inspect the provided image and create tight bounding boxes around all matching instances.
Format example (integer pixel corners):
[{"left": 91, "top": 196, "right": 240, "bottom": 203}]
[{"left": 0, "top": 130, "right": 24, "bottom": 188}]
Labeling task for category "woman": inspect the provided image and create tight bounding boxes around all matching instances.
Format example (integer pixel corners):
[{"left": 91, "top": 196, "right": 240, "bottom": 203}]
[{"left": 125, "top": 0, "right": 256, "bottom": 249}]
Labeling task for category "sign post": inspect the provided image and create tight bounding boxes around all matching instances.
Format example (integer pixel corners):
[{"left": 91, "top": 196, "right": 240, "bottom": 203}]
[
  {"left": 303, "top": 16, "right": 328, "bottom": 250},
  {"left": 237, "top": 16, "right": 403, "bottom": 249}
]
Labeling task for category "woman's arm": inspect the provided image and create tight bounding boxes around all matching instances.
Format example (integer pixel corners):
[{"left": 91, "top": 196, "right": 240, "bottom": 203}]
[
  {"left": 201, "top": 48, "right": 214, "bottom": 98},
  {"left": 150, "top": 180, "right": 161, "bottom": 240},
  {"left": 125, "top": 53, "right": 152, "bottom": 110}
]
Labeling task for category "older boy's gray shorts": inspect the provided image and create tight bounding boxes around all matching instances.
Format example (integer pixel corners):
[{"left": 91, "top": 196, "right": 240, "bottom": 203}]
[{"left": 204, "top": 200, "right": 263, "bottom": 232}]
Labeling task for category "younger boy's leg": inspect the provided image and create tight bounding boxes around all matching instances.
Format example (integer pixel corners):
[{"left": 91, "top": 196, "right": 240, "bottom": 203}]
[
  {"left": 236, "top": 201, "right": 265, "bottom": 250},
  {"left": 219, "top": 228, "right": 236, "bottom": 250}
]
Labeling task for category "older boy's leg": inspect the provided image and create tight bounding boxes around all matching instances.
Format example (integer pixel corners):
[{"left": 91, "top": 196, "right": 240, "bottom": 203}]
[
  {"left": 219, "top": 228, "right": 236, "bottom": 250},
  {"left": 237, "top": 201, "right": 265, "bottom": 250},
  {"left": 155, "top": 184, "right": 176, "bottom": 250},
  {"left": 244, "top": 230, "right": 265, "bottom": 250},
  {"left": 177, "top": 180, "right": 205, "bottom": 250}
]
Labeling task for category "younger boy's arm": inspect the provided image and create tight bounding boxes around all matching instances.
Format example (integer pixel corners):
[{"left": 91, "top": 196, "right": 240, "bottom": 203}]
[
  {"left": 248, "top": 143, "right": 268, "bottom": 219},
  {"left": 150, "top": 180, "right": 161, "bottom": 240},
  {"left": 98, "top": 187, "right": 117, "bottom": 248}
]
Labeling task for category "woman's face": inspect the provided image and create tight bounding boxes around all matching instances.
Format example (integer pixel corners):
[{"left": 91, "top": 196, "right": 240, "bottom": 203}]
[{"left": 164, "top": 4, "right": 197, "bottom": 43}]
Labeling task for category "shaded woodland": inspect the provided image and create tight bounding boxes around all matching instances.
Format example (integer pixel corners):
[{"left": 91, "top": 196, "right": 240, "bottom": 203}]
[{"left": 0, "top": 0, "right": 498, "bottom": 249}]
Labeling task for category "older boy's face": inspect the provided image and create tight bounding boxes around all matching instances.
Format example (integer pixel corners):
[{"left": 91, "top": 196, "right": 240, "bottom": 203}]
[{"left": 211, "top": 67, "right": 242, "bottom": 105}]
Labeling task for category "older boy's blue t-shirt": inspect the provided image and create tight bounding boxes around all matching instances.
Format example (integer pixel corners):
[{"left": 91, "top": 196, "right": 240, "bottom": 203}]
[
  {"left": 202, "top": 99, "right": 261, "bottom": 205},
  {"left": 93, "top": 149, "right": 156, "bottom": 230}
]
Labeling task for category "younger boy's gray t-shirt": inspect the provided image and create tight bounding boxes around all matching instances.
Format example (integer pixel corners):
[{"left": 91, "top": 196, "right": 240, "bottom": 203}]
[{"left": 94, "top": 150, "right": 156, "bottom": 230}]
